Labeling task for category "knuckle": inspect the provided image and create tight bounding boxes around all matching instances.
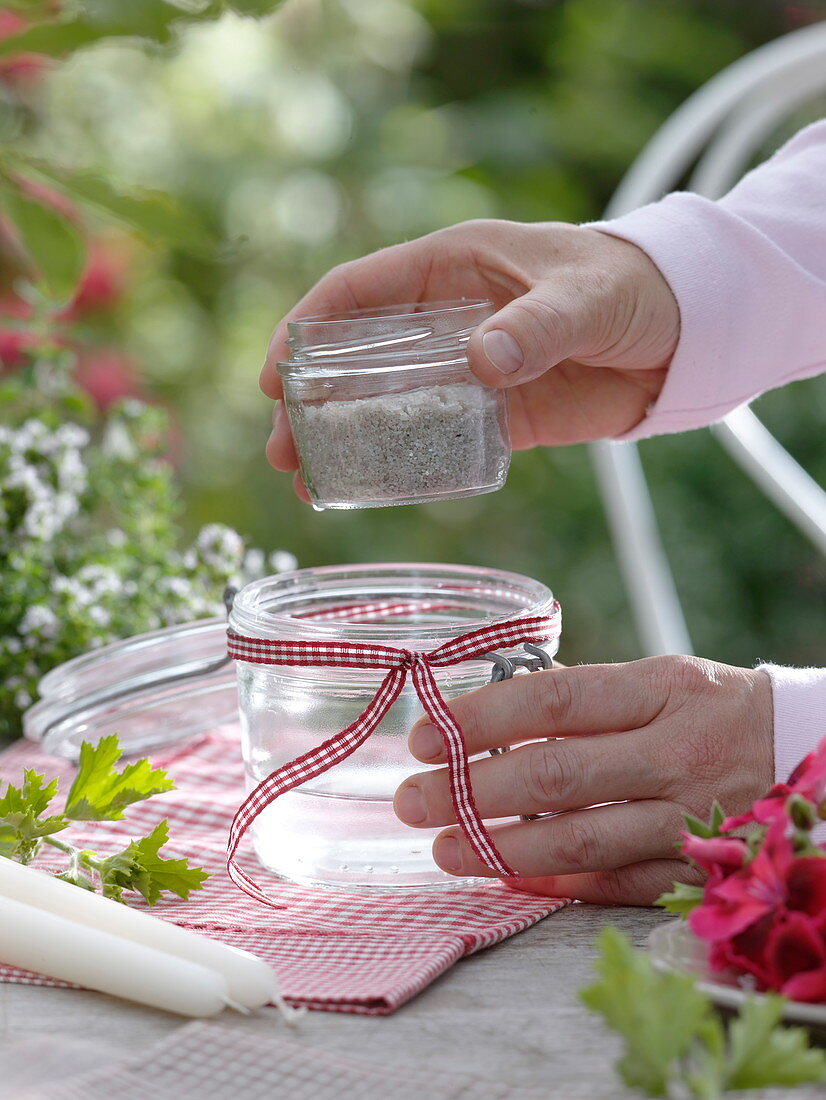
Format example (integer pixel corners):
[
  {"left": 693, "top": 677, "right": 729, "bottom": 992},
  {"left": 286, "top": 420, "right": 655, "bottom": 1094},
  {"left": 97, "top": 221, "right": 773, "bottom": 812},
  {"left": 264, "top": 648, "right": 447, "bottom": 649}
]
[
  {"left": 450, "top": 217, "right": 497, "bottom": 236},
  {"left": 512, "top": 295, "right": 574, "bottom": 353},
  {"left": 548, "top": 813, "right": 602, "bottom": 873},
  {"left": 531, "top": 669, "right": 579, "bottom": 732},
  {"left": 521, "top": 743, "right": 571, "bottom": 808},
  {"left": 658, "top": 654, "right": 718, "bottom": 697},
  {"left": 593, "top": 867, "right": 628, "bottom": 906},
  {"left": 651, "top": 656, "right": 731, "bottom": 779},
  {"left": 451, "top": 699, "right": 486, "bottom": 752}
]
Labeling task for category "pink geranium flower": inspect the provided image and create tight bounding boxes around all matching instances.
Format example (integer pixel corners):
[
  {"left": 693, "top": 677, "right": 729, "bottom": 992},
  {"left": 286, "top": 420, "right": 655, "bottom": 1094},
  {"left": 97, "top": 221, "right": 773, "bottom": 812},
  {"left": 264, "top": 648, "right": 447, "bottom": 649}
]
[
  {"left": 673, "top": 735, "right": 826, "bottom": 1001},
  {"left": 766, "top": 910, "right": 826, "bottom": 1003},
  {"left": 786, "top": 854, "right": 826, "bottom": 916},
  {"left": 723, "top": 739, "right": 826, "bottom": 830},
  {"left": 709, "top": 913, "right": 775, "bottom": 987},
  {"left": 689, "top": 818, "right": 795, "bottom": 943},
  {"left": 680, "top": 833, "right": 748, "bottom": 876}
]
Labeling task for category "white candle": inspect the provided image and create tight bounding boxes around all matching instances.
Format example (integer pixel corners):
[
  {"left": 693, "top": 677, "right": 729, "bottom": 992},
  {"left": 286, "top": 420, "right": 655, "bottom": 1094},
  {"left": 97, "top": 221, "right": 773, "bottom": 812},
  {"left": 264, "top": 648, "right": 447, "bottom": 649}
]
[
  {"left": 0, "top": 895, "right": 230, "bottom": 1016},
  {"left": 0, "top": 859, "right": 285, "bottom": 1010}
]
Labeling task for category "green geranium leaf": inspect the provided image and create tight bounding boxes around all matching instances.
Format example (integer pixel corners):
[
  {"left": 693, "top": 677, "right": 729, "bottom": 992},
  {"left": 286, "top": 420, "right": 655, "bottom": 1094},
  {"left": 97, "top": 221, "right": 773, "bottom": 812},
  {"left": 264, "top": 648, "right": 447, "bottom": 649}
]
[
  {"left": 723, "top": 995, "right": 826, "bottom": 1089},
  {"left": 688, "top": 994, "right": 826, "bottom": 1094},
  {"left": 65, "top": 735, "right": 175, "bottom": 821},
  {"left": 581, "top": 927, "right": 711, "bottom": 1095},
  {"left": 581, "top": 929, "right": 826, "bottom": 1097},
  {"left": 97, "top": 820, "right": 209, "bottom": 905},
  {"left": 682, "top": 801, "right": 726, "bottom": 841},
  {"left": 654, "top": 881, "right": 705, "bottom": 916},
  {"left": 0, "top": 770, "right": 67, "bottom": 862},
  {"left": 54, "top": 867, "right": 97, "bottom": 892}
]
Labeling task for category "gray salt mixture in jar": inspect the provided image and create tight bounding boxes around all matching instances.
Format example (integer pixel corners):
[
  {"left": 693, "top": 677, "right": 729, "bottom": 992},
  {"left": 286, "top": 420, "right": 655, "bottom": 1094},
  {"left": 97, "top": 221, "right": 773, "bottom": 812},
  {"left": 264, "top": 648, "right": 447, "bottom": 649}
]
[{"left": 278, "top": 300, "right": 511, "bottom": 510}]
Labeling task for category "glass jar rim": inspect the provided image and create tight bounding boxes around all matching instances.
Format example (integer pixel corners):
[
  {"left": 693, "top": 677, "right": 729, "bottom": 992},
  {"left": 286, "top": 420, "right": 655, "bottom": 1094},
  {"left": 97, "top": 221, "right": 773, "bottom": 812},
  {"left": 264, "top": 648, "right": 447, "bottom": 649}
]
[
  {"left": 24, "top": 616, "right": 237, "bottom": 759},
  {"left": 286, "top": 298, "right": 492, "bottom": 330},
  {"left": 228, "top": 562, "right": 555, "bottom": 644},
  {"left": 279, "top": 299, "right": 494, "bottom": 378}
]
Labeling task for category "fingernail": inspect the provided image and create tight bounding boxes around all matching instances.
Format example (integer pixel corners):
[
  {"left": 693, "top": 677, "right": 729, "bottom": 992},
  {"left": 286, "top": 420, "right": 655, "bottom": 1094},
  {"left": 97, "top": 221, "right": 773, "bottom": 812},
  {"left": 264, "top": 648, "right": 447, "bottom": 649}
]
[
  {"left": 482, "top": 329, "right": 523, "bottom": 375},
  {"left": 410, "top": 723, "right": 442, "bottom": 760},
  {"left": 434, "top": 835, "right": 461, "bottom": 873},
  {"left": 395, "top": 785, "right": 426, "bottom": 825}
]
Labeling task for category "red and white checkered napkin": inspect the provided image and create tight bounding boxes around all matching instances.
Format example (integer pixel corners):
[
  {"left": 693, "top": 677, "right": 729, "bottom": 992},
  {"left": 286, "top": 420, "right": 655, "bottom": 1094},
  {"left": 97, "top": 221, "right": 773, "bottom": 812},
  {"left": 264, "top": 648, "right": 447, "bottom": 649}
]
[{"left": 0, "top": 728, "right": 567, "bottom": 1014}]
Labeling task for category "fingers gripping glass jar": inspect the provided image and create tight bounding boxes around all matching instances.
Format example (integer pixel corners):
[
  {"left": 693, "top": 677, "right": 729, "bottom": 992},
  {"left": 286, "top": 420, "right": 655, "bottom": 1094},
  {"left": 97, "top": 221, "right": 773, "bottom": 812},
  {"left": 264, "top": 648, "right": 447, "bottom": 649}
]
[
  {"left": 228, "top": 563, "right": 560, "bottom": 890},
  {"left": 278, "top": 300, "right": 511, "bottom": 510}
]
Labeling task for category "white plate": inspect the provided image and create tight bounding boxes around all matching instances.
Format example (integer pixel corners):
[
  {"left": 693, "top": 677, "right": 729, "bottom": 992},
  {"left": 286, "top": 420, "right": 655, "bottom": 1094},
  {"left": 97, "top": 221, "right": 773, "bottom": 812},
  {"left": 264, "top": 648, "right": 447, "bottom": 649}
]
[{"left": 647, "top": 919, "right": 826, "bottom": 1029}]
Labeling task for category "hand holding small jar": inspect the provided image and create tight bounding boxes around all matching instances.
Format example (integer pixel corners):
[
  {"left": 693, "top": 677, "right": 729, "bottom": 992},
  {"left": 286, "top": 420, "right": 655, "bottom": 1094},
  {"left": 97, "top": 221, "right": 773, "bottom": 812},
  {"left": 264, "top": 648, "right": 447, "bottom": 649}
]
[
  {"left": 394, "top": 656, "right": 775, "bottom": 906},
  {"left": 261, "top": 219, "right": 680, "bottom": 498}
]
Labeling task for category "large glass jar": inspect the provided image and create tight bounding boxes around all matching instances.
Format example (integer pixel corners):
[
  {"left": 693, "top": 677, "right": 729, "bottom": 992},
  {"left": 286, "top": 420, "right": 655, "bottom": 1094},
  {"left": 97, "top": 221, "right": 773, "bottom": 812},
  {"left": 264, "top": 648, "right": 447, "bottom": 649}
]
[
  {"left": 229, "top": 563, "right": 560, "bottom": 890},
  {"left": 278, "top": 300, "right": 510, "bottom": 510}
]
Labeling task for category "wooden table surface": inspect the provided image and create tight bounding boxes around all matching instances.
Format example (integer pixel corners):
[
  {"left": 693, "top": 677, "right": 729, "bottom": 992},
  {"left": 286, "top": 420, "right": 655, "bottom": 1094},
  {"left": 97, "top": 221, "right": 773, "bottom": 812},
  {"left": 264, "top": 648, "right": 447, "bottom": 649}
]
[{"left": 1, "top": 903, "right": 820, "bottom": 1099}]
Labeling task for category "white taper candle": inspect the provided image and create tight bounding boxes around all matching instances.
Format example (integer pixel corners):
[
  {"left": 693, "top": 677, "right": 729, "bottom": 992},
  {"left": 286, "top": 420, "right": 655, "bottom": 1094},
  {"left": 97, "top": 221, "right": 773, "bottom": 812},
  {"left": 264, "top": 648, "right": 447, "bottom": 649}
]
[
  {"left": 0, "top": 895, "right": 230, "bottom": 1016},
  {"left": 0, "top": 859, "right": 285, "bottom": 1010}
]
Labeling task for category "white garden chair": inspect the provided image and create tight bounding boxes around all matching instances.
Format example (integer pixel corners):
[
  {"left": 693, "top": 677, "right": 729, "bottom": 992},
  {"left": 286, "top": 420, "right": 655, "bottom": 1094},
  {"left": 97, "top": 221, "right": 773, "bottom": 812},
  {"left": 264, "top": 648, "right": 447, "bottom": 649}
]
[{"left": 590, "top": 20, "right": 826, "bottom": 656}]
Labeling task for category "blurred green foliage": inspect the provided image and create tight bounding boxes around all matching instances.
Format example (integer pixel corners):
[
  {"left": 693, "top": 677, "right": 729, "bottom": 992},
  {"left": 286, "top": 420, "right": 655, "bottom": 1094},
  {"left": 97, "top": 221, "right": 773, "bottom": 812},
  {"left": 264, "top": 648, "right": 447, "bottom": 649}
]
[{"left": 2, "top": 0, "right": 825, "bottom": 669}]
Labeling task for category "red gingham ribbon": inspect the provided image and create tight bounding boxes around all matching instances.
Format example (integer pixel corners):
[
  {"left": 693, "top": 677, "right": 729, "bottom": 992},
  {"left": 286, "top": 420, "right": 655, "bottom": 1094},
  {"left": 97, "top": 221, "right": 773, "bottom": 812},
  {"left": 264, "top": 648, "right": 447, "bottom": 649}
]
[{"left": 225, "top": 606, "right": 561, "bottom": 905}]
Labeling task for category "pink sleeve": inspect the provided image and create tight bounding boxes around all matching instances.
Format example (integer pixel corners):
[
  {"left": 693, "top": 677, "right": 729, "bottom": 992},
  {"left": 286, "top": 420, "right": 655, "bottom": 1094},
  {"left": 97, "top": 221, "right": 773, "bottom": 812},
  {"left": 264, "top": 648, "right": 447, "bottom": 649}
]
[
  {"left": 588, "top": 123, "right": 826, "bottom": 792},
  {"left": 585, "top": 119, "right": 826, "bottom": 441},
  {"left": 758, "top": 665, "right": 826, "bottom": 793}
]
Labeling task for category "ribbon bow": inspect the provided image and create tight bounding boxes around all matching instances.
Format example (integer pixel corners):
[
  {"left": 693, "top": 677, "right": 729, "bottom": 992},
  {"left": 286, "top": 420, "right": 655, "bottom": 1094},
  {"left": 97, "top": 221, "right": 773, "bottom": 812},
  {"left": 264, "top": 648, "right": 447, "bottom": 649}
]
[{"left": 226, "top": 606, "right": 561, "bottom": 906}]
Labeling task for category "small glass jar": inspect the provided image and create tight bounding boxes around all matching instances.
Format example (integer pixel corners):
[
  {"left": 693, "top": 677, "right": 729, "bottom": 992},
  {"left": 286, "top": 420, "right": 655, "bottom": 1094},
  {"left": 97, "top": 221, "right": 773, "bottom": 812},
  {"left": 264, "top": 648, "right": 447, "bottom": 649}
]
[
  {"left": 229, "top": 563, "right": 560, "bottom": 890},
  {"left": 278, "top": 300, "right": 510, "bottom": 511}
]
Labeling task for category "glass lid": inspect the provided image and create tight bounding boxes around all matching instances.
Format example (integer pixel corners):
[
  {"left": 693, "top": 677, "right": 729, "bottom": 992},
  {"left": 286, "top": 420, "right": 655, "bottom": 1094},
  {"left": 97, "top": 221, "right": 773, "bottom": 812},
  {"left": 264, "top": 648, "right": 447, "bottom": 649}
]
[{"left": 24, "top": 617, "right": 238, "bottom": 761}]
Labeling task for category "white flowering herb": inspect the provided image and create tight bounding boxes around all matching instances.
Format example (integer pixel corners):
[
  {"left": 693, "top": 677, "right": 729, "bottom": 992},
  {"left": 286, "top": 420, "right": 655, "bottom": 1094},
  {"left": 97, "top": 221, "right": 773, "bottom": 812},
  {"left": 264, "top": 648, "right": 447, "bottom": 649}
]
[{"left": 0, "top": 370, "right": 294, "bottom": 741}]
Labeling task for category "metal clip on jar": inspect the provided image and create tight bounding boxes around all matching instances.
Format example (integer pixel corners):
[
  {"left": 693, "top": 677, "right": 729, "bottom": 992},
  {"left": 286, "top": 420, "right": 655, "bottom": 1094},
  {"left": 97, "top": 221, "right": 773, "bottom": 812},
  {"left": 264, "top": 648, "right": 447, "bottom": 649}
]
[{"left": 278, "top": 300, "right": 511, "bottom": 510}]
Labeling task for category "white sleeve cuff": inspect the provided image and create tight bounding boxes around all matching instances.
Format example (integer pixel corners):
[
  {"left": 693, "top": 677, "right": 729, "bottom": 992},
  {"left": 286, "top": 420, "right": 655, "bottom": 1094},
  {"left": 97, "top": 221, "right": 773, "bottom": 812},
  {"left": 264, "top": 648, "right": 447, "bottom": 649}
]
[{"left": 757, "top": 664, "right": 826, "bottom": 784}]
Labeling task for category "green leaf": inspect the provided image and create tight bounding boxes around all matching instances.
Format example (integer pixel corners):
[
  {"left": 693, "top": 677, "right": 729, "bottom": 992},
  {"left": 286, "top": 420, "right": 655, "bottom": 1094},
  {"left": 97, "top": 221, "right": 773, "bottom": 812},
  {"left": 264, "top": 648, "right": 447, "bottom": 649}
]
[
  {"left": 0, "top": 770, "right": 67, "bottom": 862},
  {"left": 97, "top": 820, "right": 209, "bottom": 905},
  {"left": 708, "top": 801, "right": 725, "bottom": 834},
  {"left": 682, "top": 801, "right": 726, "bottom": 841},
  {"left": 65, "top": 736, "right": 175, "bottom": 821},
  {"left": 0, "top": 1, "right": 282, "bottom": 60},
  {"left": 580, "top": 930, "right": 826, "bottom": 1098},
  {"left": 0, "top": 185, "right": 86, "bottom": 302},
  {"left": 580, "top": 927, "right": 711, "bottom": 1096},
  {"left": 4, "top": 154, "right": 215, "bottom": 254},
  {"left": 54, "top": 867, "right": 97, "bottom": 892},
  {"left": 0, "top": 19, "right": 114, "bottom": 59},
  {"left": 688, "top": 1013, "right": 727, "bottom": 1099},
  {"left": 654, "top": 881, "right": 705, "bottom": 916},
  {"left": 682, "top": 814, "right": 713, "bottom": 839},
  {"left": 722, "top": 995, "right": 826, "bottom": 1090},
  {"left": 224, "top": 0, "right": 283, "bottom": 15},
  {"left": 0, "top": 2, "right": 185, "bottom": 59}
]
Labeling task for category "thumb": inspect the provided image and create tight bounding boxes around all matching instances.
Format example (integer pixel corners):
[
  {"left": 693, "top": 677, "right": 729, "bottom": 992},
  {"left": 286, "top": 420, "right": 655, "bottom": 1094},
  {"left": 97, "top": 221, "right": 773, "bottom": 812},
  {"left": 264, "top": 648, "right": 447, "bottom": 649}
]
[{"left": 467, "top": 284, "right": 604, "bottom": 388}]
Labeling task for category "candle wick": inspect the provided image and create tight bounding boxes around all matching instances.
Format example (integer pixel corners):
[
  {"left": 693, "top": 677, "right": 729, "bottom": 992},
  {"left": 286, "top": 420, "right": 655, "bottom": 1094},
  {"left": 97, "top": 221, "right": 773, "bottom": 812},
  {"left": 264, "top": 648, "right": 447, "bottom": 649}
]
[
  {"left": 260, "top": 996, "right": 306, "bottom": 1026},
  {"left": 276, "top": 1000, "right": 306, "bottom": 1026},
  {"left": 222, "top": 996, "right": 251, "bottom": 1015}
]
